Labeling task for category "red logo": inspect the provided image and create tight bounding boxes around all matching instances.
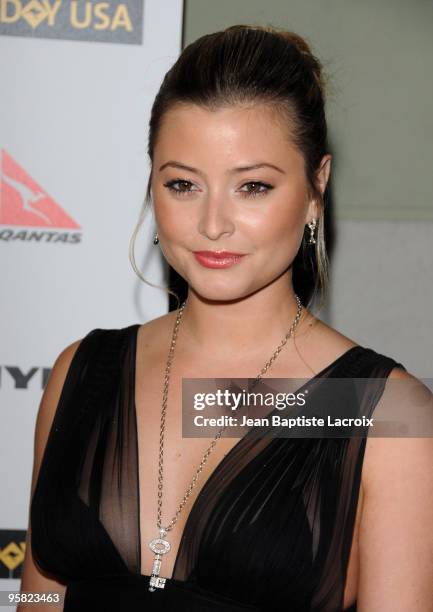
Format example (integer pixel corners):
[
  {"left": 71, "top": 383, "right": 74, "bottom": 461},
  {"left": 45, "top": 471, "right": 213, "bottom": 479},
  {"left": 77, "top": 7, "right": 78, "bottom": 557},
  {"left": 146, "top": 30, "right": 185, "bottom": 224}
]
[{"left": 0, "top": 149, "right": 80, "bottom": 229}]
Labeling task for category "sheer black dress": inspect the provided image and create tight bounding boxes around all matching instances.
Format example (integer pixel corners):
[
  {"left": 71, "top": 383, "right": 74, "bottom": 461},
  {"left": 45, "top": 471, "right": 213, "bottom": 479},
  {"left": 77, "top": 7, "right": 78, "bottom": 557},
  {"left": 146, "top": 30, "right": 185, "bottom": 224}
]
[{"left": 30, "top": 325, "right": 406, "bottom": 611}]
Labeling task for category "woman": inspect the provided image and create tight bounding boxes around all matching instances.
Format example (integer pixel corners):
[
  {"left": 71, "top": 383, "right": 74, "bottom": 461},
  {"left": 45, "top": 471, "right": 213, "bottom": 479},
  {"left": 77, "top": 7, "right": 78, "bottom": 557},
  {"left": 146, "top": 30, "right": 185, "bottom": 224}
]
[{"left": 20, "top": 25, "right": 433, "bottom": 611}]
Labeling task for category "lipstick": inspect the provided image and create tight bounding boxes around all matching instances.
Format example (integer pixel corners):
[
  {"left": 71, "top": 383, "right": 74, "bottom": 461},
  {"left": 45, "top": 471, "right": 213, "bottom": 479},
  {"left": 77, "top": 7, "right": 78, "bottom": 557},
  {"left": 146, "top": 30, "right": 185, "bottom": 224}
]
[{"left": 193, "top": 250, "right": 246, "bottom": 269}]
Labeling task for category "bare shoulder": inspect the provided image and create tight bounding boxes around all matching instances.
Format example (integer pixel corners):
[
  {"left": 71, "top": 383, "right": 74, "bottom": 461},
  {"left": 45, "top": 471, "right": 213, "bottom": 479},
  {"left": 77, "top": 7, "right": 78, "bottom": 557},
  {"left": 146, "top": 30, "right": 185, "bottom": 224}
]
[
  {"left": 387, "top": 364, "right": 413, "bottom": 379},
  {"left": 362, "top": 366, "right": 432, "bottom": 481},
  {"left": 357, "top": 366, "right": 433, "bottom": 608}
]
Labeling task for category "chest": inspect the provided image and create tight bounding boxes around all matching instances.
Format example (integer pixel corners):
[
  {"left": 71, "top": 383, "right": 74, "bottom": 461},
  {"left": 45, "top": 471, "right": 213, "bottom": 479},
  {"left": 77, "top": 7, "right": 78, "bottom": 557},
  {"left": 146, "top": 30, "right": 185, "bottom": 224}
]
[
  {"left": 135, "top": 369, "right": 242, "bottom": 579},
  {"left": 134, "top": 347, "right": 363, "bottom": 608}
]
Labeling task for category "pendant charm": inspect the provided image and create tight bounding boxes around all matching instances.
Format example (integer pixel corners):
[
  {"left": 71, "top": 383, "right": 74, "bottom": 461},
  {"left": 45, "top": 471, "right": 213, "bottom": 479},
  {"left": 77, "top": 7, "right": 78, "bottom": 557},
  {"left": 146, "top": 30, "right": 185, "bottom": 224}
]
[{"left": 148, "top": 528, "right": 171, "bottom": 592}]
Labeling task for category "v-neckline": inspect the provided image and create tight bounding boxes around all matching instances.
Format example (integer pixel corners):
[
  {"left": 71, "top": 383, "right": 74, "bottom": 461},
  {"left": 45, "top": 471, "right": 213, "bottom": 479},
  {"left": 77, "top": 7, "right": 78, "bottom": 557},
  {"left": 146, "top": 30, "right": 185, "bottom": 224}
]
[{"left": 131, "top": 322, "right": 362, "bottom": 581}]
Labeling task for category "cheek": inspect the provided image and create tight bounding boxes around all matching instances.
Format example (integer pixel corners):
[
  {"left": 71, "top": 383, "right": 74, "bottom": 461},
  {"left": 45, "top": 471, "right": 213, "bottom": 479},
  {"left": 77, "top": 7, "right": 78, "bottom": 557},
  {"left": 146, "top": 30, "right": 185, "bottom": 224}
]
[
  {"left": 153, "top": 190, "right": 190, "bottom": 238},
  {"left": 152, "top": 190, "right": 194, "bottom": 273},
  {"left": 254, "top": 197, "right": 307, "bottom": 251}
]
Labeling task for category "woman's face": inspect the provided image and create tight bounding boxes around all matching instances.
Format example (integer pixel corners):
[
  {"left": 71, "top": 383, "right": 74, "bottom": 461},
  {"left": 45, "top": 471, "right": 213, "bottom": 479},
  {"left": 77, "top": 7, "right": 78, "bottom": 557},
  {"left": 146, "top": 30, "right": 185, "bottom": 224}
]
[{"left": 151, "top": 102, "right": 330, "bottom": 302}]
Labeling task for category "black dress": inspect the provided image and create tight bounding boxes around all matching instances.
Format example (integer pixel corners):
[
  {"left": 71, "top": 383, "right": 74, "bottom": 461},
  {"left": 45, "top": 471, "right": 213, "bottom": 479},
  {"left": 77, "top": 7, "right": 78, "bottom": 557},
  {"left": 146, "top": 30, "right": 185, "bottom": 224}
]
[{"left": 30, "top": 325, "right": 406, "bottom": 611}]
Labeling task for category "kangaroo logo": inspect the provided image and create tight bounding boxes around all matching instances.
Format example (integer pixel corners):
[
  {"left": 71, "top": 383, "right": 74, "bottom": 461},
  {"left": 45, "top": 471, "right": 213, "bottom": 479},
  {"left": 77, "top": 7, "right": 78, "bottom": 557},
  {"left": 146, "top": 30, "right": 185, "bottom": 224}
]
[{"left": 0, "top": 149, "right": 80, "bottom": 228}]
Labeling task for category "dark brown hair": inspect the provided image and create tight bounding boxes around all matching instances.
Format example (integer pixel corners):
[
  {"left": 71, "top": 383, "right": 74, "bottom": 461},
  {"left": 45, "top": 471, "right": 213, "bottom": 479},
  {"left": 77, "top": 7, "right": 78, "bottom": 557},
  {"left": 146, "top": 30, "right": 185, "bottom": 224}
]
[{"left": 130, "top": 25, "right": 330, "bottom": 311}]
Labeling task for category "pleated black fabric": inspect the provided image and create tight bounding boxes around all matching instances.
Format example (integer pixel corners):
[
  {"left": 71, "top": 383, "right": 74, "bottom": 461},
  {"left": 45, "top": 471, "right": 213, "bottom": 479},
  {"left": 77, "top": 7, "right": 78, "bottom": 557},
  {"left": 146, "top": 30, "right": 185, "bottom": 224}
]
[{"left": 30, "top": 325, "right": 406, "bottom": 611}]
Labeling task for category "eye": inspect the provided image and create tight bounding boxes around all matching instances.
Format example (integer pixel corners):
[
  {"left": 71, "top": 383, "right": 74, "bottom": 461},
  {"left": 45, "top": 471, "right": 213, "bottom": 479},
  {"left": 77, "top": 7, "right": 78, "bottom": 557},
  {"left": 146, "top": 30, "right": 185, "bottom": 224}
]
[
  {"left": 163, "top": 179, "right": 198, "bottom": 196},
  {"left": 238, "top": 181, "right": 274, "bottom": 197}
]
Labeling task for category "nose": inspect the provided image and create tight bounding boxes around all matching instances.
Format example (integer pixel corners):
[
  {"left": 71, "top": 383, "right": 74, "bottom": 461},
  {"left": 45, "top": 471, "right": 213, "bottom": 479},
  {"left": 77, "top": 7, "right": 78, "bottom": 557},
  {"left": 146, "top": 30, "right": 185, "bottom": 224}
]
[{"left": 197, "top": 190, "right": 235, "bottom": 241}]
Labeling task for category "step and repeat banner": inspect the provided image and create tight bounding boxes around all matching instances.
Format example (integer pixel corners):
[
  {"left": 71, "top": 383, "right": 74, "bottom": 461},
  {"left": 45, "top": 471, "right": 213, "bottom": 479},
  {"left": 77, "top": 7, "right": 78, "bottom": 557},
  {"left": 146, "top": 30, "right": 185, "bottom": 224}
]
[{"left": 0, "top": 0, "right": 183, "bottom": 594}]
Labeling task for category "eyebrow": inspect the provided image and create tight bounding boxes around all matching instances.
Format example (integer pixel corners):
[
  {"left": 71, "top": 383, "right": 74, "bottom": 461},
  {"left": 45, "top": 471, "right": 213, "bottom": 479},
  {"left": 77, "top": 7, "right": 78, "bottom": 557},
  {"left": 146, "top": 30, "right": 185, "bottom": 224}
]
[{"left": 158, "top": 161, "right": 286, "bottom": 175}]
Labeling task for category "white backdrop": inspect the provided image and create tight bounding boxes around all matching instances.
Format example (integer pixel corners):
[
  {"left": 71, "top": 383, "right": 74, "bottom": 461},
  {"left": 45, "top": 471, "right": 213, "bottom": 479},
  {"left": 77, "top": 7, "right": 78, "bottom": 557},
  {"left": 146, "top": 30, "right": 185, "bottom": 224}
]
[{"left": 0, "top": 0, "right": 183, "bottom": 599}]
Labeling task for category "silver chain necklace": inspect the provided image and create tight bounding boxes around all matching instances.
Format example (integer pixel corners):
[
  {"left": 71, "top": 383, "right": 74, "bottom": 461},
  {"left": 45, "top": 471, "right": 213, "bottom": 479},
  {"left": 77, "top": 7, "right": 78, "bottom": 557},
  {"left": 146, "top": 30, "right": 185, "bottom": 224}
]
[{"left": 148, "top": 294, "right": 303, "bottom": 591}]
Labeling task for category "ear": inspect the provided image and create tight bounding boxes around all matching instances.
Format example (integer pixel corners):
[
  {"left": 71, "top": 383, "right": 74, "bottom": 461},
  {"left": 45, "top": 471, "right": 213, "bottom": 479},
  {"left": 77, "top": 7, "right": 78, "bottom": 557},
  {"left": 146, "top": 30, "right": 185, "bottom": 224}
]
[{"left": 305, "top": 154, "right": 332, "bottom": 222}]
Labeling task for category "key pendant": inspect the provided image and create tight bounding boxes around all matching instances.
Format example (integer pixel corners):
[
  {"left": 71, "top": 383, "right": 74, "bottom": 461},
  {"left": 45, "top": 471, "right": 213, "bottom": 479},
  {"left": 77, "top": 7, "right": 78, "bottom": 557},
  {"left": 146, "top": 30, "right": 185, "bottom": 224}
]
[{"left": 148, "top": 528, "right": 171, "bottom": 592}]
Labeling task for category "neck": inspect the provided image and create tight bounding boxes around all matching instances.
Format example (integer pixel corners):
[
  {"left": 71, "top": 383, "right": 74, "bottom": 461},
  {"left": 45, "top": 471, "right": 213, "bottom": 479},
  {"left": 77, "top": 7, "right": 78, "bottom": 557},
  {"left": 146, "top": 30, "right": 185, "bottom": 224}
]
[{"left": 177, "top": 275, "right": 309, "bottom": 361}]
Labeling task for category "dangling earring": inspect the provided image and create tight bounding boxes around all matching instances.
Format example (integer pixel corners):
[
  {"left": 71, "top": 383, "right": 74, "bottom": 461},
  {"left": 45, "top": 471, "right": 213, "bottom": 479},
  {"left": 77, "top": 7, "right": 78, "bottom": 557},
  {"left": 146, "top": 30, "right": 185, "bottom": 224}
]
[
  {"left": 307, "top": 219, "right": 317, "bottom": 245},
  {"left": 153, "top": 232, "right": 159, "bottom": 245}
]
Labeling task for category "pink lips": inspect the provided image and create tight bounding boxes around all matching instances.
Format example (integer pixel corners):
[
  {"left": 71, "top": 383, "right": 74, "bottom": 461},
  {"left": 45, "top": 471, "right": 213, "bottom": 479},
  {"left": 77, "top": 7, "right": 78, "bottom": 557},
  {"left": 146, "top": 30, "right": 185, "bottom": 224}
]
[{"left": 193, "top": 250, "right": 246, "bottom": 269}]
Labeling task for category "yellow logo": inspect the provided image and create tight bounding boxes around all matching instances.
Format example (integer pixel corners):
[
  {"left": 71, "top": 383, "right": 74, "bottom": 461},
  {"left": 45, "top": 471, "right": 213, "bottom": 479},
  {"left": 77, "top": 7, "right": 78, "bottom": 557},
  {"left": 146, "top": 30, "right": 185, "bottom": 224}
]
[
  {"left": 0, "top": 1, "right": 133, "bottom": 32},
  {"left": 0, "top": 540, "right": 26, "bottom": 571}
]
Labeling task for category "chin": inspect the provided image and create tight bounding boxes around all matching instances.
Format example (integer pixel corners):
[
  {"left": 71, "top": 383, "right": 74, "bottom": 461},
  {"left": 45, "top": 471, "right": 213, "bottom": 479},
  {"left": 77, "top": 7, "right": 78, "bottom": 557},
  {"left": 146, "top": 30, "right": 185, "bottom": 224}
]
[{"left": 187, "top": 278, "right": 256, "bottom": 303}]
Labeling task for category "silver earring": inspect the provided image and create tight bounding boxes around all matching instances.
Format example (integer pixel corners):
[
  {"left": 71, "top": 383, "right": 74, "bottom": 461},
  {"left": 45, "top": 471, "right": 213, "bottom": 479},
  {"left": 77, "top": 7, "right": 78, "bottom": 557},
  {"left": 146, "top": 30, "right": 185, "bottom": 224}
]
[
  {"left": 307, "top": 219, "right": 317, "bottom": 245},
  {"left": 153, "top": 232, "right": 159, "bottom": 245}
]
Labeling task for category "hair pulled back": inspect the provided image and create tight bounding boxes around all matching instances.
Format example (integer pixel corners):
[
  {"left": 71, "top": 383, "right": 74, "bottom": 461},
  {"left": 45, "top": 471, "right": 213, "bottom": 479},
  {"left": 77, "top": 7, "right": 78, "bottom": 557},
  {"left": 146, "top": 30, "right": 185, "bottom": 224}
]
[{"left": 130, "top": 25, "right": 330, "bottom": 311}]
